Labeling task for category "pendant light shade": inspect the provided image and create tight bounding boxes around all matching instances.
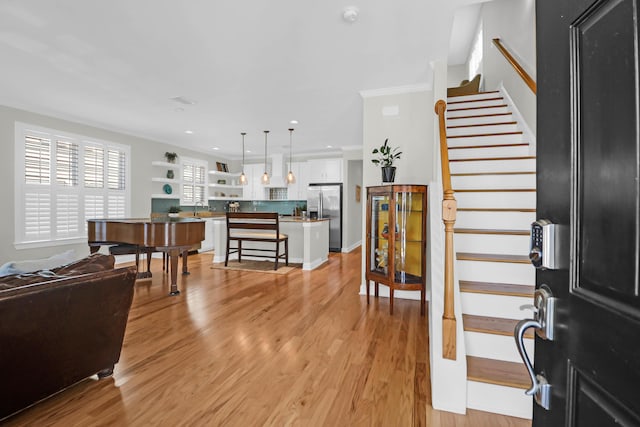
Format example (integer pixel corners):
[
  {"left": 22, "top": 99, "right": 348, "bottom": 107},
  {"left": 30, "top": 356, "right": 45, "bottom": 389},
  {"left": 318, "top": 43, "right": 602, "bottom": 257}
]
[
  {"left": 239, "top": 132, "right": 248, "bottom": 185},
  {"left": 286, "top": 128, "right": 296, "bottom": 184},
  {"left": 261, "top": 130, "right": 270, "bottom": 185}
]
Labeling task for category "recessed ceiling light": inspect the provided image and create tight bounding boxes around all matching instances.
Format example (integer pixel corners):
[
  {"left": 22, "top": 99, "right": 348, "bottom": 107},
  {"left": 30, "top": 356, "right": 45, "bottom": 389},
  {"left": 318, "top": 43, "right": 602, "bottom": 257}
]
[
  {"left": 343, "top": 6, "right": 359, "bottom": 23},
  {"left": 246, "top": 150, "right": 252, "bottom": 153},
  {"left": 327, "top": 145, "right": 333, "bottom": 148},
  {"left": 212, "top": 147, "right": 219, "bottom": 150},
  {"left": 290, "top": 120, "right": 298, "bottom": 125},
  {"left": 185, "top": 130, "right": 193, "bottom": 134}
]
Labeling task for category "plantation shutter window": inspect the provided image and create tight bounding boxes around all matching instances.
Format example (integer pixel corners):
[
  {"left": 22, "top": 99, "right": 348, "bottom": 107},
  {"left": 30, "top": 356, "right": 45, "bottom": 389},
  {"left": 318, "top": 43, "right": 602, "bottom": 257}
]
[
  {"left": 15, "top": 123, "right": 130, "bottom": 248},
  {"left": 182, "top": 158, "right": 207, "bottom": 205}
]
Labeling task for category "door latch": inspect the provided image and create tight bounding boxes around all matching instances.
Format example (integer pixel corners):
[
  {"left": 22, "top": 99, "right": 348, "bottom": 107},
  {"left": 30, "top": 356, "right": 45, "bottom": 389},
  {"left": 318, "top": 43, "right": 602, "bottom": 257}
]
[{"left": 514, "top": 285, "right": 556, "bottom": 410}]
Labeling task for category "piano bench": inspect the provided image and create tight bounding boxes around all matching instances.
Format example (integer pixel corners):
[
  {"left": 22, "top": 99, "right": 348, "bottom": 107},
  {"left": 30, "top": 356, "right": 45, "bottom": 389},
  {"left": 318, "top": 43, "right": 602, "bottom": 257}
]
[{"left": 108, "top": 244, "right": 158, "bottom": 278}]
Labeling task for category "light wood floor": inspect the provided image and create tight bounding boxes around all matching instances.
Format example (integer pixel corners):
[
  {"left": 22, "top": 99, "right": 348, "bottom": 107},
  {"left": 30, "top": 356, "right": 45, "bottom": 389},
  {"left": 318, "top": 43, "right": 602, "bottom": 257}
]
[{"left": 6, "top": 249, "right": 531, "bottom": 426}]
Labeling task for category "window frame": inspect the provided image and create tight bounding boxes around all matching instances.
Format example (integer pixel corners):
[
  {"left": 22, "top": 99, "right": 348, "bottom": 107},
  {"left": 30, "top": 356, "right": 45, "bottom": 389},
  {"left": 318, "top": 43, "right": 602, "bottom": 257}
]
[
  {"left": 181, "top": 156, "right": 208, "bottom": 206},
  {"left": 14, "top": 122, "right": 131, "bottom": 249}
]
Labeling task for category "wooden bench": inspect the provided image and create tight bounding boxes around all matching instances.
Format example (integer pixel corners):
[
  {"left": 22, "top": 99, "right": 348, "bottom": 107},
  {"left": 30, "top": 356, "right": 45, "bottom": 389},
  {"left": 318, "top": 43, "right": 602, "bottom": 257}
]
[{"left": 225, "top": 212, "right": 288, "bottom": 270}]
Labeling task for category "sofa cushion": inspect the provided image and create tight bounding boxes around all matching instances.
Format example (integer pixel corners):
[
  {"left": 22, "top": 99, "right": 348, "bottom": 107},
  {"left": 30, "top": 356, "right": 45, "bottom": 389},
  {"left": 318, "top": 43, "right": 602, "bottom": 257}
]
[
  {"left": 0, "top": 250, "right": 76, "bottom": 277},
  {"left": 0, "top": 254, "right": 115, "bottom": 291}
]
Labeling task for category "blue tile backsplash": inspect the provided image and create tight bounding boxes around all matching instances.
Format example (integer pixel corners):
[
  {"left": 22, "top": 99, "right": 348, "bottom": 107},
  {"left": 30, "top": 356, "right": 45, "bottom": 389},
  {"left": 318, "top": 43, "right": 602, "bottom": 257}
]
[{"left": 151, "top": 199, "right": 307, "bottom": 215}]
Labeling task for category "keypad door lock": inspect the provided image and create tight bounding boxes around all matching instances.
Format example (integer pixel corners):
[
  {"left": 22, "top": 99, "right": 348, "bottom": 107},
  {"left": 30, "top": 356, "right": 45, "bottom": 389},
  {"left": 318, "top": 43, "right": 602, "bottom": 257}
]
[{"left": 529, "top": 219, "right": 568, "bottom": 270}]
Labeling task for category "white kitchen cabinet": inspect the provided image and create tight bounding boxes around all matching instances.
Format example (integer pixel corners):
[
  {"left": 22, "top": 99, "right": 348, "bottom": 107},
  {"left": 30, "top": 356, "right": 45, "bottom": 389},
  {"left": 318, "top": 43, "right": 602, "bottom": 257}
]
[
  {"left": 307, "top": 158, "right": 343, "bottom": 183},
  {"left": 243, "top": 163, "right": 267, "bottom": 200},
  {"left": 287, "top": 161, "right": 309, "bottom": 200}
]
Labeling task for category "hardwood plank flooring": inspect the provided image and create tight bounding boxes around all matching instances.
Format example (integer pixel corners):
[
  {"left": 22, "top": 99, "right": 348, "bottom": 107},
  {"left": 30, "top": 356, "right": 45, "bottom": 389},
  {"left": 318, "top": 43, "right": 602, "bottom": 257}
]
[{"left": 4, "top": 249, "right": 530, "bottom": 427}]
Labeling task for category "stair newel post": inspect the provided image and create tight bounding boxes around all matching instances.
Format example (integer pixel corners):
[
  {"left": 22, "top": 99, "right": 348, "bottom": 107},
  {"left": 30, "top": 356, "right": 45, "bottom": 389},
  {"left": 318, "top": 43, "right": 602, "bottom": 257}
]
[{"left": 436, "top": 99, "right": 458, "bottom": 360}]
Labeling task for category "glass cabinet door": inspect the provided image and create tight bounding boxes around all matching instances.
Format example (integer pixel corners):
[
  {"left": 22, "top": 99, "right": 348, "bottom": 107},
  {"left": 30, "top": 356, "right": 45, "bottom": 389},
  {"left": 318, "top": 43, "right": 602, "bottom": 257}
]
[
  {"left": 394, "top": 190, "right": 424, "bottom": 284},
  {"left": 369, "top": 193, "right": 391, "bottom": 275}
]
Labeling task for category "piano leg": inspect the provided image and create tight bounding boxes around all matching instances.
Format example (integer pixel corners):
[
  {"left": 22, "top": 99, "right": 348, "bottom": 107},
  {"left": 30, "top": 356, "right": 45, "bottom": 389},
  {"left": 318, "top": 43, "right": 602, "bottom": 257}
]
[
  {"left": 182, "top": 249, "right": 190, "bottom": 275},
  {"left": 168, "top": 248, "right": 181, "bottom": 296}
]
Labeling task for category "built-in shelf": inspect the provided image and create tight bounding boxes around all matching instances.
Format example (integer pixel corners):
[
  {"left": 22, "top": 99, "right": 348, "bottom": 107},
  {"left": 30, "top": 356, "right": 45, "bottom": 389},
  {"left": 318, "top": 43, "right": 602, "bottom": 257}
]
[
  {"left": 209, "top": 183, "right": 243, "bottom": 189},
  {"left": 152, "top": 193, "right": 180, "bottom": 199},
  {"left": 209, "top": 170, "right": 241, "bottom": 178},
  {"left": 152, "top": 160, "right": 179, "bottom": 168},
  {"left": 152, "top": 177, "right": 180, "bottom": 184},
  {"left": 208, "top": 196, "right": 243, "bottom": 201}
]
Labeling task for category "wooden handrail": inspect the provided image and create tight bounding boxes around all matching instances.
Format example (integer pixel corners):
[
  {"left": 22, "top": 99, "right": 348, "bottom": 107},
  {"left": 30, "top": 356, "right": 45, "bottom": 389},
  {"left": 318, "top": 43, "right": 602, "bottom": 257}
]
[
  {"left": 492, "top": 38, "right": 537, "bottom": 94},
  {"left": 435, "top": 99, "right": 457, "bottom": 361}
]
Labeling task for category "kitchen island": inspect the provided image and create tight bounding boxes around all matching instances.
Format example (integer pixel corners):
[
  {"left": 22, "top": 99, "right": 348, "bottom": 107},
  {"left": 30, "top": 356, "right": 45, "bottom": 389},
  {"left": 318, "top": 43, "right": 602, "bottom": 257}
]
[{"left": 209, "top": 215, "right": 329, "bottom": 270}]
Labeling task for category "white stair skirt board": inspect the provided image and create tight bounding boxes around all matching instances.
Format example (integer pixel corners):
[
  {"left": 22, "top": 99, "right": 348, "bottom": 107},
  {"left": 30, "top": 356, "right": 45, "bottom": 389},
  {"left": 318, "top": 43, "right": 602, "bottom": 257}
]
[
  {"left": 447, "top": 105, "right": 510, "bottom": 118},
  {"left": 446, "top": 122, "right": 520, "bottom": 136},
  {"left": 454, "top": 234, "right": 530, "bottom": 256},
  {"left": 449, "top": 158, "right": 535, "bottom": 174},
  {"left": 447, "top": 113, "right": 514, "bottom": 126},
  {"left": 456, "top": 259, "right": 534, "bottom": 286},
  {"left": 461, "top": 292, "right": 534, "bottom": 319},
  {"left": 447, "top": 133, "right": 524, "bottom": 147},
  {"left": 454, "top": 191, "right": 536, "bottom": 209},
  {"left": 448, "top": 145, "right": 531, "bottom": 160},
  {"left": 467, "top": 381, "right": 532, "bottom": 419},
  {"left": 456, "top": 210, "right": 536, "bottom": 229},
  {"left": 452, "top": 173, "right": 536, "bottom": 190},
  {"left": 465, "top": 331, "right": 534, "bottom": 363},
  {"left": 447, "top": 92, "right": 501, "bottom": 102},
  {"left": 447, "top": 98, "right": 507, "bottom": 109}
]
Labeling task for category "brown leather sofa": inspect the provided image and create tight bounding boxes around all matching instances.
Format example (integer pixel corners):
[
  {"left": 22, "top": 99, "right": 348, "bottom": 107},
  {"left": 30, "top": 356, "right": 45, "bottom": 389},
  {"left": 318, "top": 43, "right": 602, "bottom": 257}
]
[{"left": 0, "top": 254, "right": 137, "bottom": 420}]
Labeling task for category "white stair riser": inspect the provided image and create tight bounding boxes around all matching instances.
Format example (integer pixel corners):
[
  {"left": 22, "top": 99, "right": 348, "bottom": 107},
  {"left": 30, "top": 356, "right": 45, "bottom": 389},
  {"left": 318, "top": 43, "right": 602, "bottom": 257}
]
[
  {"left": 447, "top": 99, "right": 506, "bottom": 109},
  {"left": 456, "top": 210, "right": 536, "bottom": 229},
  {"left": 450, "top": 158, "right": 536, "bottom": 174},
  {"left": 448, "top": 145, "right": 530, "bottom": 160},
  {"left": 447, "top": 105, "right": 510, "bottom": 118},
  {"left": 455, "top": 191, "right": 536, "bottom": 209},
  {"left": 447, "top": 123, "right": 519, "bottom": 136},
  {"left": 447, "top": 113, "right": 513, "bottom": 126},
  {"left": 452, "top": 173, "right": 536, "bottom": 190},
  {"left": 455, "top": 234, "right": 530, "bottom": 256},
  {"left": 447, "top": 133, "right": 524, "bottom": 147},
  {"left": 447, "top": 92, "right": 501, "bottom": 103},
  {"left": 465, "top": 331, "right": 534, "bottom": 363},
  {"left": 467, "top": 381, "right": 532, "bottom": 419},
  {"left": 457, "top": 259, "right": 535, "bottom": 285},
  {"left": 461, "top": 292, "right": 534, "bottom": 318}
]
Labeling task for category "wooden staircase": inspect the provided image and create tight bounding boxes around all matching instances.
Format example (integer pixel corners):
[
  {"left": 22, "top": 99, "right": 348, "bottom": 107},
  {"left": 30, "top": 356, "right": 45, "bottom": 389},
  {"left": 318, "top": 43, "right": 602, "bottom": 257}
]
[{"left": 447, "top": 90, "right": 535, "bottom": 419}]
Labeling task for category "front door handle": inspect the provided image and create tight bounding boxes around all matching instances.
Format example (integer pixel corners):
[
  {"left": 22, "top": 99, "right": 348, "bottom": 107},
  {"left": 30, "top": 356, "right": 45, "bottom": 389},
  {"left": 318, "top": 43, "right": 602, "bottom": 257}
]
[{"left": 514, "top": 319, "right": 552, "bottom": 409}]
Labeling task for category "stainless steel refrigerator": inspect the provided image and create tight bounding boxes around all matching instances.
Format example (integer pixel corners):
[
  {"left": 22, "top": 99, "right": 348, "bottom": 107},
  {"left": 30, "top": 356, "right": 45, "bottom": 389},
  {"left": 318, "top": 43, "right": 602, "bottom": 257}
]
[{"left": 307, "top": 183, "right": 342, "bottom": 252}]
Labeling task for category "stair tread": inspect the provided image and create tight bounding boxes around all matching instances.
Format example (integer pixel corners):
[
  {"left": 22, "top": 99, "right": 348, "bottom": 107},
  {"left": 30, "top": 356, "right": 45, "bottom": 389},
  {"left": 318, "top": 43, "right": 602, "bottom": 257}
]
[
  {"left": 455, "top": 228, "right": 529, "bottom": 235},
  {"left": 448, "top": 104, "right": 508, "bottom": 112},
  {"left": 460, "top": 280, "right": 535, "bottom": 297},
  {"left": 458, "top": 208, "right": 536, "bottom": 212},
  {"left": 452, "top": 171, "right": 536, "bottom": 176},
  {"left": 447, "top": 112, "right": 513, "bottom": 120},
  {"left": 447, "top": 90, "right": 500, "bottom": 99},
  {"left": 467, "top": 356, "right": 530, "bottom": 389},
  {"left": 454, "top": 188, "right": 536, "bottom": 193},
  {"left": 447, "top": 96, "right": 504, "bottom": 105},
  {"left": 457, "top": 252, "right": 530, "bottom": 264},
  {"left": 449, "top": 143, "right": 529, "bottom": 150},
  {"left": 463, "top": 314, "right": 534, "bottom": 338},
  {"left": 448, "top": 131, "right": 523, "bottom": 139},
  {"left": 447, "top": 121, "right": 517, "bottom": 129},
  {"left": 450, "top": 156, "right": 536, "bottom": 162}
]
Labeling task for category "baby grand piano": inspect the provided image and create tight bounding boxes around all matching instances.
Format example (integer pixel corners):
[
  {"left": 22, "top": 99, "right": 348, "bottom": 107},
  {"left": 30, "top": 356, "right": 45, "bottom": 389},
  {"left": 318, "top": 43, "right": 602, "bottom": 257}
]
[{"left": 87, "top": 217, "right": 205, "bottom": 296}]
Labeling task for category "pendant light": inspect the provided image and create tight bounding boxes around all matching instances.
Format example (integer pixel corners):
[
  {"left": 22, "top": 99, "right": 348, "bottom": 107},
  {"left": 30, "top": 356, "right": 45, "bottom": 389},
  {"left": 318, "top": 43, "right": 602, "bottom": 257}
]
[
  {"left": 286, "top": 128, "right": 296, "bottom": 184},
  {"left": 261, "top": 130, "right": 270, "bottom": 185},
  {"left": 239, "top": 132, "right": 248, "bottom": 185}
]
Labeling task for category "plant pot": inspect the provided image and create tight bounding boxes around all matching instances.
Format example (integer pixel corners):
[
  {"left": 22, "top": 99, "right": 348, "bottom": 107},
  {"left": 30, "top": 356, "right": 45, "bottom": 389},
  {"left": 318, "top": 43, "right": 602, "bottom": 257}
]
[{"left": 381, "top": 166, "right": 396, "bottom": 183}]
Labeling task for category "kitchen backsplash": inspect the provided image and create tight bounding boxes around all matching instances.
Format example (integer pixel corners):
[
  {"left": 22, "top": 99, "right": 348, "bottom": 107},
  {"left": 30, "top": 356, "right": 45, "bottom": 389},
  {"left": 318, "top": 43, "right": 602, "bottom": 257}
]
[{"left": 152, "top": 199, "right": 306, "bottom": 215}]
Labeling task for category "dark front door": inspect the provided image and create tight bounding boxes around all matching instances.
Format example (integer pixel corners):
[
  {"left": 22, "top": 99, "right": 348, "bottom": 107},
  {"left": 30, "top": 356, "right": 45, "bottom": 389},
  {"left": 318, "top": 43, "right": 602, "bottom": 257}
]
[{"left": 535, "top": 0, "right": 640, "bottom": 425}]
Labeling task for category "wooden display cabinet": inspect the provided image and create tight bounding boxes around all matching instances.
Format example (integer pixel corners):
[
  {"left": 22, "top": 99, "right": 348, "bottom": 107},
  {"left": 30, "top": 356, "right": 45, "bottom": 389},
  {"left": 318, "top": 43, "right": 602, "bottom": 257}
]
[{"left": 365, "top": 185, "right": 428, "bottom": 314}]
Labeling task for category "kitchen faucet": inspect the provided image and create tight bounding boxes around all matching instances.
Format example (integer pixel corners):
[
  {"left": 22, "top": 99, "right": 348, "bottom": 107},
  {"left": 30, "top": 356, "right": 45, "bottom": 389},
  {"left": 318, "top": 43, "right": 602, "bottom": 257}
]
[{"left": 194, "top": 201, "right": 206, "bottom": 216}]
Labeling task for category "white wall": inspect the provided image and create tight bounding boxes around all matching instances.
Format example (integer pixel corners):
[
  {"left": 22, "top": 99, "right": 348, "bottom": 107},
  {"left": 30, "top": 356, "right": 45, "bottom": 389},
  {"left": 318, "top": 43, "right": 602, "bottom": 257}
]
[
  {"left": 0, "top": 105, "right": 230, "bottom": 262},
  {"left": 343, "top": 159, "right": 363, "bottom": 252},
  {"left": 481, "top": 0, "right": 536, "bottom": 133},
  {"left": 447, "top": 64, "right": 468, "bottom": 87}
]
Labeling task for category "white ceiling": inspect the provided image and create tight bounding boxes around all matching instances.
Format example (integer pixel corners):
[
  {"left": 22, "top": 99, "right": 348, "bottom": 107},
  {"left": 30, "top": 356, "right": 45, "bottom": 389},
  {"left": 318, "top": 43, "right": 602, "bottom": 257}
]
[{"left": 0, "top": 0, "right": 480, "bottom": 159}]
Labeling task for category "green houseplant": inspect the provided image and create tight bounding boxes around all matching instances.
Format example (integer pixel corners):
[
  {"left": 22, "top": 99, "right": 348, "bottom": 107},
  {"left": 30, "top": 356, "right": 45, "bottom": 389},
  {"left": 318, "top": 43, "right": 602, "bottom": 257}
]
[
  {"left": 371, "top": 138, "right": 401, "bottom": 183},
  {"left": 168, "top": 205, "right": 181, "bottom": 217},
  {"left": 164, "top": 152, "right": 178, "bottom": 163}
]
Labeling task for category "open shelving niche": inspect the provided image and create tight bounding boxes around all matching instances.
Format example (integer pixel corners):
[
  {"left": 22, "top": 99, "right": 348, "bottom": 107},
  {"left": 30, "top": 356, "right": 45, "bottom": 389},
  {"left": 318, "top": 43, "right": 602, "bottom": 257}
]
[
  {"left": 208, "top": 170, "right": 244, "bottom": 200},
  {"left": 151, "top": 160, "right": 180, "bottom": 199}
]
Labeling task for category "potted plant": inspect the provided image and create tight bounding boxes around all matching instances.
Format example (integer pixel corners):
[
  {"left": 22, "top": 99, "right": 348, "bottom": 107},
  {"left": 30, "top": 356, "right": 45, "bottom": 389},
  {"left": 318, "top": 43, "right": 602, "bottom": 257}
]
[
  {"left": 371, "top": 138, "right": 402, "bottom": 183},
  {"left": 167, "top": 205, "right": 181, "bottom": 218},
  {"left": 164, "top": 152, "right": 178, "bottom": 163}
]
